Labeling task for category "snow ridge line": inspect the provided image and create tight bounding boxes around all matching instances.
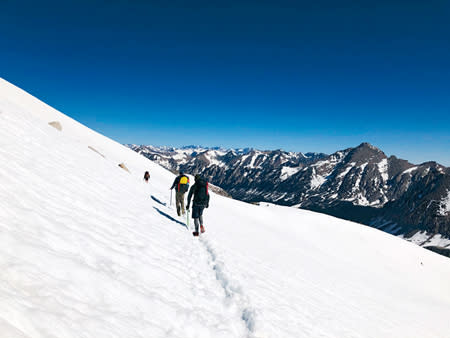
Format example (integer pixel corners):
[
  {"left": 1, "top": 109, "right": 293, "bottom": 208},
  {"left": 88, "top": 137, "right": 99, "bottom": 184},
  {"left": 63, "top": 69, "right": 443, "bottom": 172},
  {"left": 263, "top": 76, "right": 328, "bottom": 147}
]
[{"left": 200, "top": 237, "right": 257, "bottom": 336}]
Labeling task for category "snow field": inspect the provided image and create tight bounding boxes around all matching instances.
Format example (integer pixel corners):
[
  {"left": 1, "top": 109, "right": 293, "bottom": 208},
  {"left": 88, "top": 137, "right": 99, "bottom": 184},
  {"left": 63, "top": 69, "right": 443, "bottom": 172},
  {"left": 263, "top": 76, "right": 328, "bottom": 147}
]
[
  {"left": 1, "top": 78, "right": 450, "bottom": 338},
  {"left": 0, "top": 81, "right": 249, "bottom": 337},
  {"left": 205, "top": 197, "right": 450, "bottom": 338}
]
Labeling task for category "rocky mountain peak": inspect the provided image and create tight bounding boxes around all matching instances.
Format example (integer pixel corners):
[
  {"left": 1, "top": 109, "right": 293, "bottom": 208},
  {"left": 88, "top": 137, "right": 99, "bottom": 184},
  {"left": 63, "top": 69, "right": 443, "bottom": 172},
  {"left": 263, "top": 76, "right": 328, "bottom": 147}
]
[{"left": 344, "top": 142, "right": 386, "bottom": 164}]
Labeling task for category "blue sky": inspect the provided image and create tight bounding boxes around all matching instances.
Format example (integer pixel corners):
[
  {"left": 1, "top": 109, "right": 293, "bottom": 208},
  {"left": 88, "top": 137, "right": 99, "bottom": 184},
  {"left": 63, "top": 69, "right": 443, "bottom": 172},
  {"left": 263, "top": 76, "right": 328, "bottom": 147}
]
[{"left": 1, "top": 0, "right": 449, "bottom": 165}]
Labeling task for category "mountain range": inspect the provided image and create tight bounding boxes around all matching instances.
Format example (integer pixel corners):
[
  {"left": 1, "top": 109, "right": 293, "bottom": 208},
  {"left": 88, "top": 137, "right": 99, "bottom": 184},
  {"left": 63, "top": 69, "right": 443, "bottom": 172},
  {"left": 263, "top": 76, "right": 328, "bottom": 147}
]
[{"left": 128, "top": 143, "right": 450, "bottom": 252}]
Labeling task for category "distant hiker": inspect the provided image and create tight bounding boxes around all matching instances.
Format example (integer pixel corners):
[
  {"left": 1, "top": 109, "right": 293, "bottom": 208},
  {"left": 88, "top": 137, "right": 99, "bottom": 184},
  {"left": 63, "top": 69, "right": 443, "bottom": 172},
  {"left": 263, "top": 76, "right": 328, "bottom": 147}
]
[
  {"left": 186, "top": 174, "right": 209, "bottom": 236},
  {"left": 144, "top": 171, "right": 150, "bottom": 183},
  {"left": 170, "top": 171, "right": 190, "bottom": 216}
]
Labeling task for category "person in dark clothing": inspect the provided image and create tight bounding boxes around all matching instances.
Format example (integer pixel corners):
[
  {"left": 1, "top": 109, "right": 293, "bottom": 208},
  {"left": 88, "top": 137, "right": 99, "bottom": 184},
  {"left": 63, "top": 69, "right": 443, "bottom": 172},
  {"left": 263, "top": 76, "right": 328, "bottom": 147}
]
[
  {"left": 186, "top": 174, "right": 210, "bottom": 236},
  {"left": 143, "top": 171, "right": 150, "bottom": 183},
  {"left": 170, "top": 171, "right": 190, "bottom": 216}
]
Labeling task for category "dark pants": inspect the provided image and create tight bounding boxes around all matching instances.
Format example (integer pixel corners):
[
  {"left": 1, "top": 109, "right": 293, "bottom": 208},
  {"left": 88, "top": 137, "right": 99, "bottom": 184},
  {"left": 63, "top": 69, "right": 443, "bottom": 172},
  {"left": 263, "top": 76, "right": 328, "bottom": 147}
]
[
  {"left": 192, "top": 205, "right": 205, "bottom": 232},
  {"left": 192, "top": 205, "right": 205, "bottom": 218}
]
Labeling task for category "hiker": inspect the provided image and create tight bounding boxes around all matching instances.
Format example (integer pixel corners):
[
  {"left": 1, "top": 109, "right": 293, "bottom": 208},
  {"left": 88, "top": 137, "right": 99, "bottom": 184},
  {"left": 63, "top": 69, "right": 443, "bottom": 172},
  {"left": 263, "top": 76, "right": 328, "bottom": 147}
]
[
  {"left": 144, "top": 171, "right": 150, "bottom": 183},
  {"left": 186, "top": 174, "right": 209, "bottom": 236},
  {"left": 170, "top": 171, "right": 190, "bottom": 216}
]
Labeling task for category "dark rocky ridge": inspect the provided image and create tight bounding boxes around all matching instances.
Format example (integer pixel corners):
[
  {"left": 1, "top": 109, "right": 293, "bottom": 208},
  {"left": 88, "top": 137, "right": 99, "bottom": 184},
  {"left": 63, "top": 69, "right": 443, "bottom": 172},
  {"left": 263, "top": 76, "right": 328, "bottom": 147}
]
[{"left": 128, "top": 143, "right": 450, "bottom": 240}]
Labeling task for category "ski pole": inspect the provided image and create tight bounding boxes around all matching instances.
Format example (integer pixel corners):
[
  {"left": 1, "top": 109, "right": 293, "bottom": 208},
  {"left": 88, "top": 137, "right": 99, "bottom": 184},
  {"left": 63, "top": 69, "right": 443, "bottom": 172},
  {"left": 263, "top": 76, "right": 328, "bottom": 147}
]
[
  {"left": 186, "top": 210, "right": 190, "bottom": 230},
  {"left": 170, "top": 189, "right": 173, "bottom": 206}
]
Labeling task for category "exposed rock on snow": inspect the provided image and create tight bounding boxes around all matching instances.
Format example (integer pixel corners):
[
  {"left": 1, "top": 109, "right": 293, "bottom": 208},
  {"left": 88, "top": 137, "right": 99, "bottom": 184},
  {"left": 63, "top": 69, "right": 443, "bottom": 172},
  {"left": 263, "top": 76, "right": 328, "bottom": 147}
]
[
  {"left": 118, "top": 162, "right": 130, "bottom": 172},
  {"left": 88, "top": 146, "right": 105, "bottom": 158},
  {"left": 48, "top": 121, "right": 62, "bottom": 131}
]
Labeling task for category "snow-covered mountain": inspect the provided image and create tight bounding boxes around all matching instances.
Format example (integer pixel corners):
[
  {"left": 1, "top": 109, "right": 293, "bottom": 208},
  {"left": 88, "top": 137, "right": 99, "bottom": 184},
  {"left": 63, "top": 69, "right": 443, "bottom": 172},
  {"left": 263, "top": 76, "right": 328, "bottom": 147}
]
[
  {"left": 130, "top": 144, "right": 450, "bottom": 250},
  {"left": 126, "top": 144, "right": 325, "bottom": 172},
  {"left": 2, "top": 77, "right": 450, "bottom": 338}
]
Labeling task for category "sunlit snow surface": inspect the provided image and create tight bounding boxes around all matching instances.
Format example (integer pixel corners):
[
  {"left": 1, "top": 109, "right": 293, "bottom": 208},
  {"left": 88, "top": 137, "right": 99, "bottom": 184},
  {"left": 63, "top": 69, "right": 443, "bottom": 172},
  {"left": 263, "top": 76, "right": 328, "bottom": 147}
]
[
  {"left": 280, "top": 166, "right": 301, "bottom": 181},
  {"left": 1, "top": 78, "right": 450, "bottom": 338}
]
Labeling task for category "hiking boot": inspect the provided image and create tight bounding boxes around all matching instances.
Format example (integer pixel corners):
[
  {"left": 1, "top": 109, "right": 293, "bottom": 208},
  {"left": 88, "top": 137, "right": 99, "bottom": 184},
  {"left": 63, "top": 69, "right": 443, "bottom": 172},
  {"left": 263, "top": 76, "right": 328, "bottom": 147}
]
[
  {"left": 200, "top": 225, "right": 205, "bottom": 233},
  {"left": 193, "top": 232, "right": 199, "bottom": 237}
]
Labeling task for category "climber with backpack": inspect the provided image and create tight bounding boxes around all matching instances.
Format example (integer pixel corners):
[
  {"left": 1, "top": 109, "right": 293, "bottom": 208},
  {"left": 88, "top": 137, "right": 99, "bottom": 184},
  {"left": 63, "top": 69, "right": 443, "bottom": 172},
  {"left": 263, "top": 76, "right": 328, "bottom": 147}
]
[
  {"left": 186, "top": 174, "right": 210, "bottom": 236},
  {"left": 170, "top": 171, "right": 190, "bottom": 216}
]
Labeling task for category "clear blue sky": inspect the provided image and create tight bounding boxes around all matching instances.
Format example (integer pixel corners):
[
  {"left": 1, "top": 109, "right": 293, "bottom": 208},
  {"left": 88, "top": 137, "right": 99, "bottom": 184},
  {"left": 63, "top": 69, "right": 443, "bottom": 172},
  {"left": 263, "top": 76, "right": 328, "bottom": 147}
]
[{"left": 1, "top": 0, "right": 449, "bottom": 165}]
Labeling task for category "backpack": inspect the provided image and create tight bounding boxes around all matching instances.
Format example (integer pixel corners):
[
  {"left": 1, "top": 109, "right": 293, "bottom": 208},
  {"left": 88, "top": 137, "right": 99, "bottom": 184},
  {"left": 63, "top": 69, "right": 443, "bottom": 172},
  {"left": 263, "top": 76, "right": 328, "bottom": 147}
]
[
  {"left": 178, "top": 175, "right": 190, "bottom": 193},
  {"left": 193, "top": 178, "right": 209, "bottom": 206}
]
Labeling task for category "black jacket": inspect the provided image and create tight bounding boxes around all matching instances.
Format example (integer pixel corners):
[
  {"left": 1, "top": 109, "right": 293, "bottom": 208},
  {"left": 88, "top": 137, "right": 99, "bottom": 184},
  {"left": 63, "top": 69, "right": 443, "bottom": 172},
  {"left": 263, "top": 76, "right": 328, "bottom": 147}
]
[{"left": 187, "top": 177, "right": 210, "bottom": 207}]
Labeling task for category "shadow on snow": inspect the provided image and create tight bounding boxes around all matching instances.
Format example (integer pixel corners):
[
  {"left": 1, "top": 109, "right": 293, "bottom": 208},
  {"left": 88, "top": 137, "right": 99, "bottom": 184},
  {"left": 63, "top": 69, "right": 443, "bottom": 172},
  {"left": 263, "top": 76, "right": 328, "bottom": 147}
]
[
  {"left": 151, "top": 195, "right": 167, "bottom": 207},
  {"left": 153, "top": 206, "right": 187, "bottom": 229}
]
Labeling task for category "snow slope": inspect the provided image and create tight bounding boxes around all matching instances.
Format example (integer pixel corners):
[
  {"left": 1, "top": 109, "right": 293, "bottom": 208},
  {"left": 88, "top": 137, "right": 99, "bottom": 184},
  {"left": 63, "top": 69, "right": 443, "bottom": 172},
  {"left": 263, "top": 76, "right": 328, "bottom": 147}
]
[{"left": 1, "top": 78, "right": 450, "bottom": 338}]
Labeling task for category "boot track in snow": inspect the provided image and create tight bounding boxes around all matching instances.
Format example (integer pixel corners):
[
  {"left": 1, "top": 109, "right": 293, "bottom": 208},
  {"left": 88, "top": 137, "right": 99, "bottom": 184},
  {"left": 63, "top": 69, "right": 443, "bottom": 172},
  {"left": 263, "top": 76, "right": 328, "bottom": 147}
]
[
  {"left": 200, "top": 236, "right": 257, "bottom": 337},
  {"left": 151, "top": 193, "right": 258, "bottom": 336}
]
